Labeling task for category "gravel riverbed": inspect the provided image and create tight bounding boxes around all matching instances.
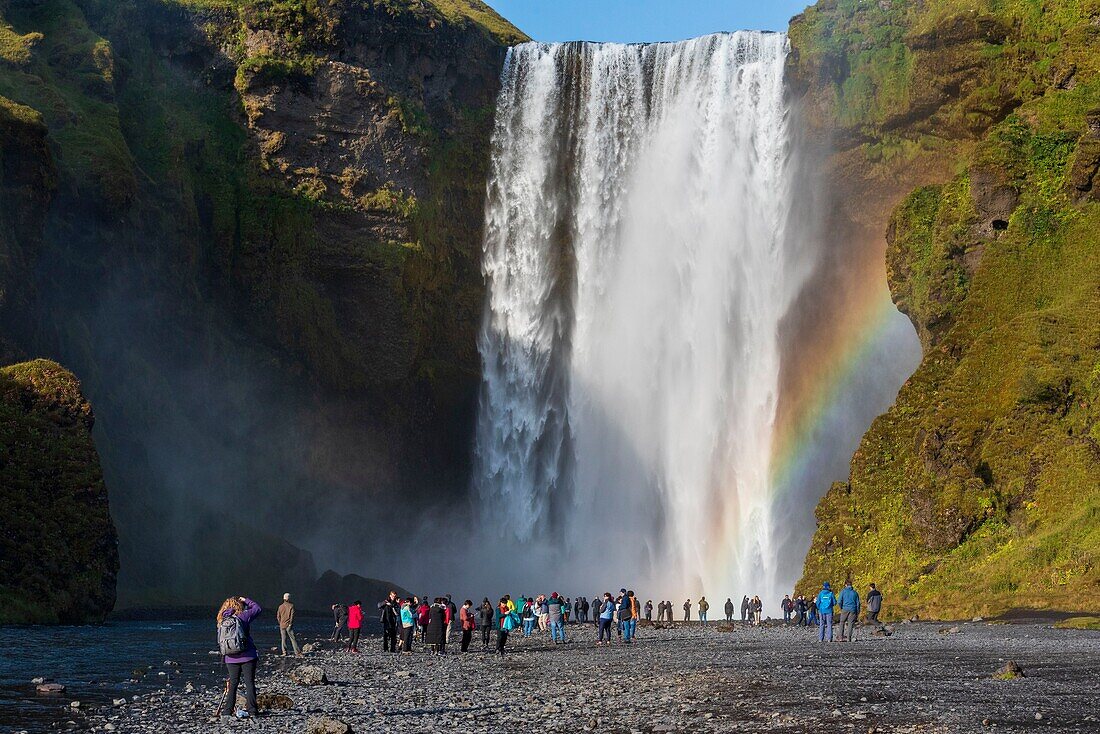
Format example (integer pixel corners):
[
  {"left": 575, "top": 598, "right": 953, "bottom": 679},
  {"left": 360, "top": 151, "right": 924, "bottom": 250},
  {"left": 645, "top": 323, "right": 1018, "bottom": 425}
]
[{"left": 73, "top": 620, "right": 1098, "bottom": 733}]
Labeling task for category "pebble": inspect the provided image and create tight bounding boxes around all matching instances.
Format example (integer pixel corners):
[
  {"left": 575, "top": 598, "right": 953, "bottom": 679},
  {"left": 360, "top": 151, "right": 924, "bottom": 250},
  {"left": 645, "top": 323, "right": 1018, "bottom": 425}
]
[{"left": 78, "top": 622, "right": 1096, "bottom": 733}]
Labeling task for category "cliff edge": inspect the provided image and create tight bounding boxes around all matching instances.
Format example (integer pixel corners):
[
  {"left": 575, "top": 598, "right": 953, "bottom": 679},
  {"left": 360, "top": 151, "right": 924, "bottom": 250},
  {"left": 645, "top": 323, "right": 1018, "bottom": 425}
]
[{"left": 792, "top": 0, "right": 1100, "bottom": 618}]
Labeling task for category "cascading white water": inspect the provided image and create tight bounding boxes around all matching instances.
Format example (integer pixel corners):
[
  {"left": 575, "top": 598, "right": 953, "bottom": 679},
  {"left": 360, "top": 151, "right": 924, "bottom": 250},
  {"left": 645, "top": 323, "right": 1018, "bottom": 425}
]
[{"left": 474, "top": 32, "right": 817, "bottom": 601}]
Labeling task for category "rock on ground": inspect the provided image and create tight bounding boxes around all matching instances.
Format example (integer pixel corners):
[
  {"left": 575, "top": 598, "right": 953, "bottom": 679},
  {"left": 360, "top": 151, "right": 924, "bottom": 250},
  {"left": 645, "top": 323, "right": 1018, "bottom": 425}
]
[{"left": 83, "top": 621, "right": 1100, "bottom": 733}]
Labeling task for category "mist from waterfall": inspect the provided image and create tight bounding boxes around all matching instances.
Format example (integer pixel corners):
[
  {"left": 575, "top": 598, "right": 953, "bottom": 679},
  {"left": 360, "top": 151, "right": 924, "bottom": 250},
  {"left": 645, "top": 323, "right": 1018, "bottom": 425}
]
[{"left": 473, "top": 31, "right": 826, "bottom": 603}]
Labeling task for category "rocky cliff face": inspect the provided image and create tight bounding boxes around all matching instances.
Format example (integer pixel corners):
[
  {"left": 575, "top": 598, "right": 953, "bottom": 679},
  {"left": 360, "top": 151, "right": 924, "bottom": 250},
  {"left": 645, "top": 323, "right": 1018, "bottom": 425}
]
[
  {"left": 0, "top": 0, "right": 524, "bottom": 613},
  {"left": 0, "top": 359, "right": 118, "bottom": 624},
  {"left": 792, "top": 0, "right": 1100, "bottom": 618}
]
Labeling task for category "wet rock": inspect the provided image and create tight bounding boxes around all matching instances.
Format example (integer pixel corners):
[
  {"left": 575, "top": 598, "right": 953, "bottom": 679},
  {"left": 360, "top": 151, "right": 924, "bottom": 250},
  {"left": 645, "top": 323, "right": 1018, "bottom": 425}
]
[
  {"left": 112, "top": 698, "right": 126, "bottom": 706},
  {"left": 257, "top": 692, "right": 294, "bottom": 711},
  {"left": 306, "top": 716, "right": 352, "bottom": 734},
  {"left": 36, "top": 683, "right": 66, "bottom": 693},
  {"left": 288, "top": 665, "right": 329, "bottom": 686},
  {"left": 31, "top": 677, "right": 48, "bottom": 685}
]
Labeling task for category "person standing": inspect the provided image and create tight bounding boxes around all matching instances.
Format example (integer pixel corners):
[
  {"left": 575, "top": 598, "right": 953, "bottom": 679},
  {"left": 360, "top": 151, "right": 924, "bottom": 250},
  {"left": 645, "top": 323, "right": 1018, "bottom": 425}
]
[
  {"left": 795, "top": 595, "right": 808, "bottom": 626},
  {"left": 330, "top": 603, "right": 348, "bottom": 642},
  {"left": 814, "top": 582, "right": 837, "bottom": 642},
  {"left": 865, "top": 583, "right": 884, "bottom": 632},
  {"left": 378, "top": 591, "right": 399, "bottom": 653},
  {"left": 596, "top": 593, "right": 615, "bottom": 646},
  {"left": 580, "top": 596, "right": 590, "bottom": 623},
  {"left": 522, "top": 597, "right": 536, "bottom": 637},
  {"left": 724, "top": 598, "right": 734, "bottom": 622},
  {"left": 445, "top": 595, "right": 458, "bottom": 641},
  {"left": 416, "top": 598, "right": 431, "bottom": 643},
  {"left": 752, "top": 596, "right": 763, "bottom": 625},
  {"left": 838, "top": 580, "right": 860, "bottom": 642},
  {"left": 683, "top": 599, "right": 691, "bottom": 622},
  {"left": 740, "top": 595, "right": 750, "bottom": 622},
  {"left": 698, "top": 596, "right": 710, "bottom": 625},
  {"left": 644, "top": 599, "right": 653, "bottom": 621},
  {"left": 497, "top": 597, "right": 513, "bottom": 656},
  {"left": 781, "top": 594, "right": 794, "bottom": 624},
  {"left": 617, "top": 592, "right": 635, "bottom": 643},
  {"left": 399, "top": 598, "right": 415, "bottom": 653},
  {"left": 216, "top": 596, "right": 261, "bottom": 720},
  {"left": 459, "top": 599, "right": 476, "bottom": 652},
  {"left": 547, "top": 593, "right": 566, "bottom": 643},
  {"left": 479, "top": 598, "right": 495, "bottom": 649},
  {"left": 426, "top": 598, "right": 447, "bottom": 656},
  {"left": 346, "top": 600, "right": 364, "bottom": 653},
  {"left": 563, "top": 597, "right": 571, "bottom": 625},
  {"left": 275, "top": 593, "right": 301, "bottom": 657}
]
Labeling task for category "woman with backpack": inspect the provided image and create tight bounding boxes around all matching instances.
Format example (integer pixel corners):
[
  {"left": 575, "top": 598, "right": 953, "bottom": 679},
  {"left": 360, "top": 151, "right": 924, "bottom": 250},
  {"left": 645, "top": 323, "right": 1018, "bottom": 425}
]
[{"left": 216, "top": 596, "right": 261, "bottom": 720}]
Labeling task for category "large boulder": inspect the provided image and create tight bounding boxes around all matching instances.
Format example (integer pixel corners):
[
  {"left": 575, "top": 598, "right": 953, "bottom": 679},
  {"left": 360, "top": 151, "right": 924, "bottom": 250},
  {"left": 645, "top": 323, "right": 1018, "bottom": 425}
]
[
  {"left": 0, "top": 360, "right": 118, "bottom": 624},
  {"left": 306, "top": 718, "right": 351, "bottom": 734},
  {"left": 288, "top": 665, "right": 329, "bottom": 687}
]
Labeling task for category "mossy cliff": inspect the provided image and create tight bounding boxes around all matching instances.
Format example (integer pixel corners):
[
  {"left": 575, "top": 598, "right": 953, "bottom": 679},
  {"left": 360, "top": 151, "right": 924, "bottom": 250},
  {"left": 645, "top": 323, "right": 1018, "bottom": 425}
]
[
  {"left": 791, "top": 0, "right": 1100, "bottom": 618},
  {"left": 0, "top": 360, "right": 118, "bottom": 624},
  {"left": 0, "top": 0, "right": 524, "bottom": 615}
]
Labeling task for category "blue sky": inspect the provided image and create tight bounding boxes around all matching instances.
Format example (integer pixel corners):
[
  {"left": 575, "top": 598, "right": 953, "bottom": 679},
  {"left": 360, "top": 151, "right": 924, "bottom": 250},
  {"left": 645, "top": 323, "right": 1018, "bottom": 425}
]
[{"left": 485, "top": 1, "right": 812, "bottom": 43}]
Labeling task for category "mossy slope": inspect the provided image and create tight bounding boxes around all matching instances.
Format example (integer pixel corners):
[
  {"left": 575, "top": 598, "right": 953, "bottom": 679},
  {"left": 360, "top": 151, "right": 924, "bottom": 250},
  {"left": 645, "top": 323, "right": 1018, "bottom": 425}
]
[{"left": 793, "top": 0, "right": 1100, "bottom": 619}]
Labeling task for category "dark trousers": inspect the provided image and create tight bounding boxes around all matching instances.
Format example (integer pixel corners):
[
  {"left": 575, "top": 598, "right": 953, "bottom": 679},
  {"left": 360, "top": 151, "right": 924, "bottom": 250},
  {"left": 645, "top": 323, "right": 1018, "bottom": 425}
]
[
  {"left": 219, "top": 659, "right": 256, "bottom": 715},
  {"left": 461, "top": 629, "right": 472, "bottom": 652},
  {"left": 331, "top": 622, "right": 346, "bottom": 641},
  {"left": 496, "top": 629, "right": 508, "bottom": 655},
  {"left": 347, "top": 627, "right": 361, "bottom": 651},
  {"left": 383, "top": 626, "right": 397, "bottom": 652},
  {"left": 482, "top": 626, "right": 492, "bottom": 647},
  {"left": 598, "top": 619, "right": 612, "bottom": 642},
  {"left": 401, "top": 626, "right": 413, "bottom": 652}
]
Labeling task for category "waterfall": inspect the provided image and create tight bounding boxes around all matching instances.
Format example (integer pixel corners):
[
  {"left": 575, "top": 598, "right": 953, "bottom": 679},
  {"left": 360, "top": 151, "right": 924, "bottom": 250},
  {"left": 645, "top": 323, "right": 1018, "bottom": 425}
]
[{"left": 474, "top": 32, "right": 817, "bottom": 600}]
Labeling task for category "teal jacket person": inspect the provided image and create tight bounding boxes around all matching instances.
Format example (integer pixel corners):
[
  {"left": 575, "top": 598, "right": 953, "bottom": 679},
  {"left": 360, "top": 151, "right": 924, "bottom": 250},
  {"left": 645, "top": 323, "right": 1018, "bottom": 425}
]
[
  {"left": 815, "top": 582, "right": 837, "bottom": 614},
  {"left": 838, "top": 582, "right": 860, "bottom": 613}
]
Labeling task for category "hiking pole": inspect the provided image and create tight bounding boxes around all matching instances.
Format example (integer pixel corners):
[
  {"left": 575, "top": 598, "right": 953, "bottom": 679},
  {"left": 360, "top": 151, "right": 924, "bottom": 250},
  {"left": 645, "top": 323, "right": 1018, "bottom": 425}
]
[{"left": 215, "top": 677, "right": 229, "bottom": 717}]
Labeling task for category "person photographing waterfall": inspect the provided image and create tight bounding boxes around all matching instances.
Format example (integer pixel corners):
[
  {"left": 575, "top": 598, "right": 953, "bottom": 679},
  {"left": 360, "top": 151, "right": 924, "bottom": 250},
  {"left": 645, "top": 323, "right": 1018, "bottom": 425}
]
[{"left": 216, "top": 596, "right": 261, "bottom": 720}]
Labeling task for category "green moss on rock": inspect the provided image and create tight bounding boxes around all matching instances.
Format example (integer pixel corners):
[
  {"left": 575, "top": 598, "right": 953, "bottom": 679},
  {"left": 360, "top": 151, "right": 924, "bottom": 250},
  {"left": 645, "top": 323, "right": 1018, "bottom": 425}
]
[
  {"left": 0, "top": 359, "right": 118, "bottom": 624},
  {"left": 795, "top": 0, "right": 1100, "bottom": 619}
]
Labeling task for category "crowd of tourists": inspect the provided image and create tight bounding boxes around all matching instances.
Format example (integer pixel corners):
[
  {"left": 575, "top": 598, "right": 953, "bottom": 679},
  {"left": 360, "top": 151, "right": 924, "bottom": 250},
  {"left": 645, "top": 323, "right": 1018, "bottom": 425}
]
[{"left": 212, "top": 580, "right": 886, "bottom": 719}]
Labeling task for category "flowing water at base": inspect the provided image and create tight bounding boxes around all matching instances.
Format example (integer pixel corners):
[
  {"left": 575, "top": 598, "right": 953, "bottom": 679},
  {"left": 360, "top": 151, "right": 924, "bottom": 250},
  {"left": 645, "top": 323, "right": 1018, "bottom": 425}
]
[{"left": 0, "top": 617, "right": 344, "bottom": 733}]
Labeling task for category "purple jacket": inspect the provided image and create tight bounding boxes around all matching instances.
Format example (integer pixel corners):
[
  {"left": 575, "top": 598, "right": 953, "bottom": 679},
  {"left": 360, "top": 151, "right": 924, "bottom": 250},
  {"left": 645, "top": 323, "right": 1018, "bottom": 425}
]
[{"left": 222, "top": 598, "right": 261, "bottom": 664}]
